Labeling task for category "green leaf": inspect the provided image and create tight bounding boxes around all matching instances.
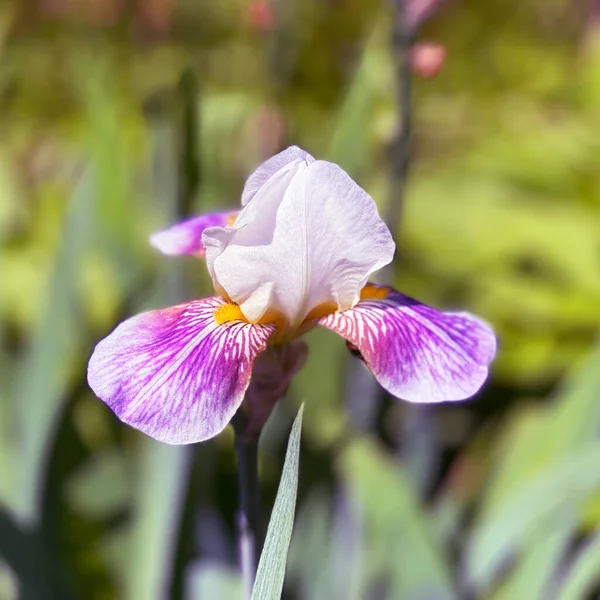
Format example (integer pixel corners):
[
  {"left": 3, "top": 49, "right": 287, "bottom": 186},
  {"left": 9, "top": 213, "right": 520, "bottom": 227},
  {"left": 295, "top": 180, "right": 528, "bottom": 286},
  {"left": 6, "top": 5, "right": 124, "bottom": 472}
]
[
  {"left": 125, "top": 441, "right": 192, "bottom": 600},
  {"left": 466, "top": 441, "right": 600, "bottom": 589},
  {"left": 340, "top": 437, "right": 455, "bottom": 600},
  {"left": 327, "top": 20, "right": 390, "bottom": 177},
  {"left": 186, "top": 562, "right": 243, "bottom": 600},
  {"left": 466, "top": 343, "right": 600, "bottom": 590},
  {"left": 11, "top": 172, "right": 94, "bottom": 523},
  {"left": 123, "top": 115, "right": 195, "bottom": 600},
  {"left": 66, "top": 449, "right": 131, "bottom": 520},
  {"left": 491, "top": 519, "right": 573, "bottom": 600},
  {"left": 288, "top": 488, "right": 366, "bottom": 600},
  {"left": 251, "top": 404, "right": 304, "bottom": 600},
  {"left": 556, "top": 530, "right": 600, "bottom": 600}
]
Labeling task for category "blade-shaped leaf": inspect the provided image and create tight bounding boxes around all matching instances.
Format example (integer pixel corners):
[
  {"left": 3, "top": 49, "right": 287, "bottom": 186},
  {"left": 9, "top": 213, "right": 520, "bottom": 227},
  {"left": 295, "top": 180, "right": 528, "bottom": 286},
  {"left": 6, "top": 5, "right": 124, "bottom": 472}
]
[
  {"left": 123, "top": 106, "right": 198, "bottom": 600},
  {"left": 288, "top": 487, "right": 365, "bottom": 600},
  {"left": 556, "top": 530, "right": 600, "bottom": 600},
  {"left": 465, "top": 441, "right": 600, "bottom": 589},
  {"left": 466, "top": 342, "right": 600, "bottom": 590},
  {"left": 185, "top": 561, "right": 242, "bottom": 600},
  {"left": 251, "top": 404, "right": 304, "bottom": 600},
  {"left": 490, "top": 518, "right": 572, "bottom": 600},
  {"left": 126, "top": 441, "right": 192, "bottom": 600},
  {"left": 11, "top": 172, "right": 94, "bottom": 524},
  {"left": 340, "top": 437, "right": 455, "bottom": 600}
]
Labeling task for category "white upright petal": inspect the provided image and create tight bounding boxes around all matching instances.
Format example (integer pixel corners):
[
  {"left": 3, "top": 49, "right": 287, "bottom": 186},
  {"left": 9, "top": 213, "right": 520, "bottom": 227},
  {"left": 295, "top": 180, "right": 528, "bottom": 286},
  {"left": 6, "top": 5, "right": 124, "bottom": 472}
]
[
  {"left": 241, "top": 146, "right": 315, "bottom": 206},
  {"left": 204, "top": 153, "right": 395, "bottom": 329}
]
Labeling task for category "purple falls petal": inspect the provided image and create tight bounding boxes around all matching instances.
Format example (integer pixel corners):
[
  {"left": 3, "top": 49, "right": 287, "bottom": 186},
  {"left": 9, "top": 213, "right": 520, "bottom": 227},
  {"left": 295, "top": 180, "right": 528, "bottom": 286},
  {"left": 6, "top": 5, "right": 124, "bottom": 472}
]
[
  {"left": 241, "top": 146, "right": 315, "bottom": 206},
  {"left": 318, "top": 286, "right": 496, "bottom": 403},
  {"left": 150, "top": 211, "right": 239, "bottom": 257},
  {"left": 87, "top": 297, "right": 275, "bottom": 444}
]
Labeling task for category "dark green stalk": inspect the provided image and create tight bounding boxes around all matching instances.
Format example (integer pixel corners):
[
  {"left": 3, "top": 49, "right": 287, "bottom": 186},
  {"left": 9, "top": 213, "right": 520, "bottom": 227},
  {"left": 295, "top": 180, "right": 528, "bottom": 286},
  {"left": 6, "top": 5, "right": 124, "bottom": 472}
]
[
  {"left": 345, "top": 0, "right": 416, "bottom": 434},
  {"left": 383, "top": 0, "right": 415, "bottom": 248},
  {"left": 177, "top": 68, "right": 200, "bottom": 219},
  {"left": 387, "top": 0, "right": 439, "bottom": 496},
  {"left": 234, "top": 436, "right": 262, "bottom": 597}
]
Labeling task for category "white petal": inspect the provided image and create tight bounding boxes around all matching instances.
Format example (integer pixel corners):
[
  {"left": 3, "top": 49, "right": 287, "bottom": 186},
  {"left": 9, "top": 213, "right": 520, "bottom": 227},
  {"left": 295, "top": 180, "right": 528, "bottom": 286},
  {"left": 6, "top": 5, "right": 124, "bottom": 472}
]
[
  {"left": 204, "top": 154, "right": 395, "bottom": 328},
  {"left": 241, "top": 146, "right": 315, "bottom": 206},
  {"left": 204, "top": 160, "right": 305, "bottom": 321}
]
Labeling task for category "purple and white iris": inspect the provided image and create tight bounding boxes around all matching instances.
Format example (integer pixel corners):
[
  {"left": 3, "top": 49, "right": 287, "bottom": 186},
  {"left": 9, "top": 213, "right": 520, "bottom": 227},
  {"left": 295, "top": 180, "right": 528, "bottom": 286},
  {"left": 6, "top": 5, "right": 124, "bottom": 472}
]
[{"left": 87, "top": 146, "right": 496, "bottom": 444}]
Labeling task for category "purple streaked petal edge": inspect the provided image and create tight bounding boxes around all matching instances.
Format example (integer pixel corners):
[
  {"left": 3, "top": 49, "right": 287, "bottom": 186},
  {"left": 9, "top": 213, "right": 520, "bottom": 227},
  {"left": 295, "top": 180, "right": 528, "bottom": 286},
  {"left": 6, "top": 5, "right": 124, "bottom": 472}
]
[
  {"left": 150, "top": 211, "right": 238, "bottom": 257},
  {"left": 87, "top": 296, "right": 275, "bottom": 444},
  {"left": 318, "top": 286, "right": 496, "bottom": 403}
]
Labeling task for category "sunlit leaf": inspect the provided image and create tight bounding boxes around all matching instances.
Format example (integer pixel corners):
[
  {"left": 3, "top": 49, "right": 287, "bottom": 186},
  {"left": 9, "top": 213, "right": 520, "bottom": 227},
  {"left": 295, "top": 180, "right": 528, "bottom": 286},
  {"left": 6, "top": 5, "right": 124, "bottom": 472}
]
[
  {"left": 126, "top": 442, "right": 192, "bottom": 600},
  {"left": 288, "top": 488, "right": 365, "bottom": 600},
  {"left": 185, "top": 562, "right": 242, "bottom": 600},
  {"left": 466, "top": 343, "right": 600, "bottom": 589},
  {"left": 251, "top": 404, "right": 304, "bottom": 600},
  {"left": 490, "top": 519, "right": 572, "bottom": 600},
  {"left": 340, "top": 437, "right": 455, "bottom": 600},
  {"left": 556, "top": 529, "right": 600, "bottom": 600},
  {"left": 66, "top": 449, "right": 131, "bottom": 520},
  {"left": 11, "top": 172, "right": 94, "bottom": 523},
  {"left": 466, "top": 441, "right": 600, "bottom": 589},
  {"left": 124, "top": 112, "right": 196, "bottom": 600}
]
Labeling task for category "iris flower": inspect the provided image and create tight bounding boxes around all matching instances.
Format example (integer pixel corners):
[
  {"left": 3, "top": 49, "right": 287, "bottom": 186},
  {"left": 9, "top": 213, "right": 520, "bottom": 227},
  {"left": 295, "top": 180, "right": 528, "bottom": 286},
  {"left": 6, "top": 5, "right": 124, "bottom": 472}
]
[{"left": 88, "top": 147, "right": 496, "bottom": 444}]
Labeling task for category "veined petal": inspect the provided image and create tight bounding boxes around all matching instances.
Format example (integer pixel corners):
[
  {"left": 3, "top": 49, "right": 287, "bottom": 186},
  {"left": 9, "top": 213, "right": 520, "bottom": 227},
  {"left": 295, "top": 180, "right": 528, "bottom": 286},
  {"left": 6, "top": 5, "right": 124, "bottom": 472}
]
[
  {"left": 241, "top": 146, "right": 315, "bottom": 206},
  {"left": 87, "top": 297, "right": 275, "bottom": 444},
  {"left": 318, "top": 286, "right": 496, "bottom": 403},
  {"left": 205, "top": 155, "right": 395, "bottom": 328},
  {"left": 150, "top": 211, "right": 238, "bottom": 257}
]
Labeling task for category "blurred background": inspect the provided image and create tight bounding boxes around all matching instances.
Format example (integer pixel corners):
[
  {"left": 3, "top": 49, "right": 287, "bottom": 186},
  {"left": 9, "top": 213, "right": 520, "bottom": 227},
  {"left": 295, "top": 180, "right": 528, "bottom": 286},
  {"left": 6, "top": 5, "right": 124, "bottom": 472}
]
[{"left": 2, "top": 0, "right": 600, "bottom": 598}]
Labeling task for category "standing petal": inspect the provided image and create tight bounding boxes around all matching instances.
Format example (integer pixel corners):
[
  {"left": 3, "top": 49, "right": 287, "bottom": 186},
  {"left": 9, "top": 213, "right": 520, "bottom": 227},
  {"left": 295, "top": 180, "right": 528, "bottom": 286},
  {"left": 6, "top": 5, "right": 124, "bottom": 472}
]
[
  {"left": 205, "top": 158, "right": 395, "bottom": 328},
  {"left": 241, "top": 146, "right": 315, "bottom": 206},
  {"left": 150, "top": 211, "right": 238, "bottom": 257},
  {"left": 87, "top": 297, "right": 275, "bottom": 444},
  {"left": 318, "top": 286, "right": 496, "bottom": 403}
]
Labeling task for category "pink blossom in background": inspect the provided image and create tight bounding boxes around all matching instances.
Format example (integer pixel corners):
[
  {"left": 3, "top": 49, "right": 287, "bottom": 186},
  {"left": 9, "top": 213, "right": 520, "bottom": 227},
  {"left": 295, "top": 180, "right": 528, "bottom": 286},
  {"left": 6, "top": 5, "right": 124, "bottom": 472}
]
[
  {"left": 247, "top": 0, "right": 275, "bottom": 31},
  {"left": 411, "top": 42, "right": 446, "bottom": 78}
]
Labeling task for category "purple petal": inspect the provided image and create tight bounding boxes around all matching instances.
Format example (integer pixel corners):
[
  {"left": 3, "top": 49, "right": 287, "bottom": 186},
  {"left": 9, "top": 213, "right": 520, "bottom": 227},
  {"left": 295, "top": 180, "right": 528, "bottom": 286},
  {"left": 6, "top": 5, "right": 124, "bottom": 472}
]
[
  {"left": 318, "top": 286, "right": 496, "bottom": 403},
  {"left": 241, "top": 146, "right": 315, "bottom": 206},
  {"left": 150, "top": 212, "right": 238, "bottom": 257},
  {"left": 87, "top": 297, "right": 275, "bottom": 443}
]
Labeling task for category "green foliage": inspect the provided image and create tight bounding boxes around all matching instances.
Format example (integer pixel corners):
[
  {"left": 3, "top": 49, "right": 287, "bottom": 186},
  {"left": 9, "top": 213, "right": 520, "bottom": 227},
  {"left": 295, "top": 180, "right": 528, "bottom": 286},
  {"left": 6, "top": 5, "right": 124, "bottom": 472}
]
[
  {"left": 1, "top": 1, "right": 600, "bottom": 599},
  {"left": 340, "top": 438, "right": 455, "bottom": 599},
  {"left": 252, "top": 405, "right": 303, "bottom": 600}
]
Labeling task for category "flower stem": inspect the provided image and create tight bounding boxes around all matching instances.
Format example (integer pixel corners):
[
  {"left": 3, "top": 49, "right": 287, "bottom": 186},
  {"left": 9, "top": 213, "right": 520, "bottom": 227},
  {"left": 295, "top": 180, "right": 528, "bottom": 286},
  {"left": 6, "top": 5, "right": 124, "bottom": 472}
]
[
  {"left": 384, "top": 0, "right": 414, "bottom": 253},
  {"left": 234, "top": 436, "right": 262, "bottom": 598}
]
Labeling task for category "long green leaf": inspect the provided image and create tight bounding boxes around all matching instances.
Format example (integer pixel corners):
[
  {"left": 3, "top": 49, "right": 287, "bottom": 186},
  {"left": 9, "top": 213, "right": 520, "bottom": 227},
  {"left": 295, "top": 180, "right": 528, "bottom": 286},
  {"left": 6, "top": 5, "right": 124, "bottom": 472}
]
[
  {"left": 327, "top": 20, "right": 389, "bottom": 176},
  {"left": 12, "top": 172, "right": 94, "bottom": 524},
  {"left": 123, "top": 108, "right": 197, "bottom": 600},
  {"left": 186, "top": 562, "right": 242, "bottom": 599},
  {"left": 290, "top": 487, "right": 365, "bottom": 600},
  {"left": 466, "top": 441, "right": 600, "bottom": 588},
  {"left": 556, "top": 530, "right": 600, "bottom": 600},
  {"left": 340, "top": 437, "right": 455, "bottom": 600},
  {"left": 467, "top": 343, "right": 600, "bottom": 590},
  {"left": 251, "top": 404, "right": 304, "bottom": 600},
  {"left": 126, "top": 442, "right": 192, "bottom": 600},
  {"left": 491, "top": 518, "right": 572, "bottom": 600}
]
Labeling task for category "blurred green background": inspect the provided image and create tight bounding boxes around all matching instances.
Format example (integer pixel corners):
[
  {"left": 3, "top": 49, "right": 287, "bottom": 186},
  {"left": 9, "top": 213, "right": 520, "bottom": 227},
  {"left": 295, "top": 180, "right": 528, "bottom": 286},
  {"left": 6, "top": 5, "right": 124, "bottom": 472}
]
[{"left": 2, "top": 0, "right": 600, "bottom": 598}]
